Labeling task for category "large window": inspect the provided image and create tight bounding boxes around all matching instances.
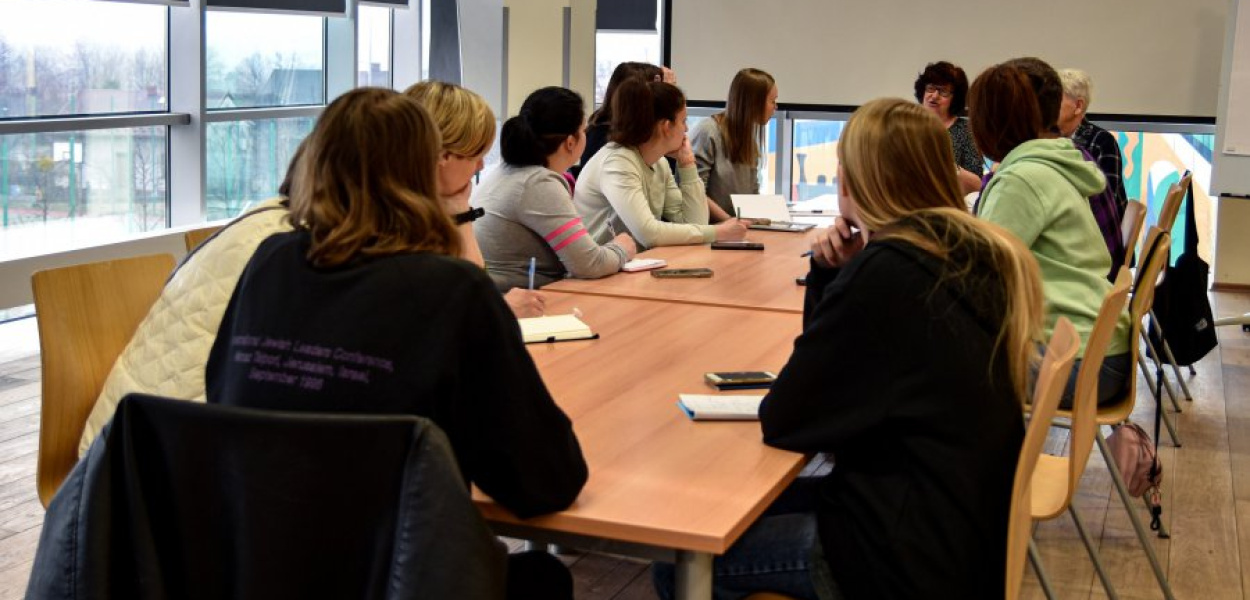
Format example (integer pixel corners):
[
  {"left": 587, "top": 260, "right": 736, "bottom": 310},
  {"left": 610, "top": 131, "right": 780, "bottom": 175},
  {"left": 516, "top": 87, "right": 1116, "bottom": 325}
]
[
  {"left": 593, "top": 32, "right": 661, "bottom": 105},
  {"left": 592, "top": 0, "right": 663, "bottom": 105},
  {"left": 358, "top": 6, "right": 392, "bottom": 88},
  {"left": 204, "top": 11, "right": 325, "bottom": 219},
  {"left": 0, "top": 0, "right": 167, "bottom": 118},
  {"left": 206, "top": 117, "right": 313, "bottom": 221},
  {"left": 0, "top": 127, "right": 167, "bottom": 260},
  {"left": 206, "top": 11, "right": 324, "bottom": 109},
  {"left": 0, "top": 0, "right": 169, "bottom": 260},
  {"left": 791, "top": 119, "right": 845, "bottom": 202}
]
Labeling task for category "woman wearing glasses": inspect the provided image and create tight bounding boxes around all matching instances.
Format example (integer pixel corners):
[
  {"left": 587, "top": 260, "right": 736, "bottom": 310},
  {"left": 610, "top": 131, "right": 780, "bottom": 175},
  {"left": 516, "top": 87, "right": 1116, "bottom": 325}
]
[{"left": 914, "top": 61, "right": 983, "bottom": 194}]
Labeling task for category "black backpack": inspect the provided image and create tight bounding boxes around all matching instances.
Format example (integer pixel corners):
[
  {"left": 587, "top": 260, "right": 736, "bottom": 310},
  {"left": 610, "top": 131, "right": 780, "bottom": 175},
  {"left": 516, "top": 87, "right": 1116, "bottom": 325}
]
[{"left": 1147, "top": 176, "right": 1217, "bottom": 366}]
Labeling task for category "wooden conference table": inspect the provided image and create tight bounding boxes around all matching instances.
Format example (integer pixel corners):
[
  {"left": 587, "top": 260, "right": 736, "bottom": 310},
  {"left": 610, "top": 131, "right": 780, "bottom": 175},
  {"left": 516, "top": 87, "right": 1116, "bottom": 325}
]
[
  {"left": 543, "top": 229, "right": 816, "bottom": 314},
  {"left": 474, "top": 227, "right": 824, "bottom": 600}
]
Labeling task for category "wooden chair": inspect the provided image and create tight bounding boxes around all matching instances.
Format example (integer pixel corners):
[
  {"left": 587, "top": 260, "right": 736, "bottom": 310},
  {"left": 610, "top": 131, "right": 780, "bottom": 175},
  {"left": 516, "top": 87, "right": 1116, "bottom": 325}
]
[
  {"left": 1155, "top": 173, "right": 1192, "bottom": 234},
  {"left": 1120, "top": 199, "right": 1146, "bottom": 269},
  {"left": 1053, "top": 233, "right": 1177, "bottom": 600},
  {"left": 1144, "top": 175, "right": 1198, "bottom": 406},
  {"left": 31, "top": 253, "right": 175, "bottom": 507},
  {"left": 1027, "top": 273, "right": 1130, "bottom": 599},
  {"left": 1132, "top": 227, "right": 1183, "bottom": 444},
  {"left": 184, "top": 225, "right": 222, "bottom": 252},
  {"left": 1008, "top": 317, "right": 1079, "bottom": 600}
]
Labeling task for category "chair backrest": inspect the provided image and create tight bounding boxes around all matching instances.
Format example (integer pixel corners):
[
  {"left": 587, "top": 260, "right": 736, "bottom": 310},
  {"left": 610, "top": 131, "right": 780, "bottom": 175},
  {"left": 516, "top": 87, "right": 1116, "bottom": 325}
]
[
  {"left": 1155, "top": 172, "right": 1192, "bottom": 233},
  {"left": 1120, "top": 200, "right": 1146, "bottom": 267},
  {"left": 1132, "top": 227, "right": 1173, "bottom": 324},
  {"left": 30, "top": 253, "right": 174, "bottom": 507},
  {"left": 1065, "top": 267, "right": 1132, "bottom": 497},
  {"left": 1007, "top": 317, "right": 1079, "bottom": 600},
  {"left": 183, "top": 226, "right": 222, "bottom": 252},
  {"left": 27, "top": 394, "right": 507, "bottom": 599}
]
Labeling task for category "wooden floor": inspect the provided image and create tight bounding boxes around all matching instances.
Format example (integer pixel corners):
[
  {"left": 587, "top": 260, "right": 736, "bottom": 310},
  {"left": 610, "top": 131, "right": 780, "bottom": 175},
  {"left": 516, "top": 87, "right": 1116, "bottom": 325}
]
[{"left": 0, "top": 291, "right": 1248, "bottom": 599}]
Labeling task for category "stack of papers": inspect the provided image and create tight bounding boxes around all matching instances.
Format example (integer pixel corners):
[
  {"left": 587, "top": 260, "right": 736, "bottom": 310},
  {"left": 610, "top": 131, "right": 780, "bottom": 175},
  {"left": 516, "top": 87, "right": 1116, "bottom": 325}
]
[
  {"left": 677, "top": 394, "right": 764, "bottom": 421},
  {"left": 518, "top": 314, "right": 597, "bottom": 344}
]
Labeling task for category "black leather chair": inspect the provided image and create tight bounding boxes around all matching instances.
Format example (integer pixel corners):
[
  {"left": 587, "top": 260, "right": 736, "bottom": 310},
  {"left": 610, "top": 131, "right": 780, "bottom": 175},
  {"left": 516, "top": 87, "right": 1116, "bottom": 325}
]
[{"left": 27, "top": 393, "right": 507, "bottom": 600}]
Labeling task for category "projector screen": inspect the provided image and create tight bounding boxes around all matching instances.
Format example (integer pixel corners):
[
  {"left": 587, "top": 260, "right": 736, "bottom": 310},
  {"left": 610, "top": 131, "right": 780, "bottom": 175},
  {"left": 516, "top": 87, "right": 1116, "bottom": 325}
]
[{"left": 671, "top": 0, "right": 1226, "bottom": 117}]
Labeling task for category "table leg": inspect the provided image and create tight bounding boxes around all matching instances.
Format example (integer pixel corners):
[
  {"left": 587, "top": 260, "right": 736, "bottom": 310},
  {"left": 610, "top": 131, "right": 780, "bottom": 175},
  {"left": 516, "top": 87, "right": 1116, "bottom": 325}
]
[{"left": 675, "top": 550, "right": 713, "bottom": 600}]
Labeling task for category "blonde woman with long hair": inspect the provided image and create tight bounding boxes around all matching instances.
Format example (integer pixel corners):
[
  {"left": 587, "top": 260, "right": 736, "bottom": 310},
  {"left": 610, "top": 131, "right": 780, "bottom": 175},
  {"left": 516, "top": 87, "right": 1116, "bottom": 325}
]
[
  {"left": 690, "top": 68, "right": 778, "bottom": 221},
  {"left": 654, "top": 98, "right": 1045, "bottom": 599},
  {"left": 405, "top": 80, "right": 547, "bottom": 317},
  {"left": 205, "top": 88, "right": 585, "bottom": 599}
]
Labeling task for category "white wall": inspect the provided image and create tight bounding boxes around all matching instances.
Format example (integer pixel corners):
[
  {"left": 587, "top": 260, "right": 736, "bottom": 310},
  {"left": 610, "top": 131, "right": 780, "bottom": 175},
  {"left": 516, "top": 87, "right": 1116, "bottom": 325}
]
[
  {"left": 502, "top": 0, "right": 596, "bottom": 117},
  {"left": 671, "top": 0, "right": 1227, "bottom": 117},
  {"left": 503, "top": 0, "right": 567, "bottom": 117},
  {"left": 1215, "top": 197, "right": 1250, "bottom": 287}
]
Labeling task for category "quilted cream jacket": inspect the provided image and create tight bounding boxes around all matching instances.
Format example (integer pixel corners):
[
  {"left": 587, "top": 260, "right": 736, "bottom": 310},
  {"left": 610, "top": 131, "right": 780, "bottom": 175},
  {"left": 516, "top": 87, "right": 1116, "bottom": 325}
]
[{"left": 78, "top": 199, "right": 293, "bottom": 456}]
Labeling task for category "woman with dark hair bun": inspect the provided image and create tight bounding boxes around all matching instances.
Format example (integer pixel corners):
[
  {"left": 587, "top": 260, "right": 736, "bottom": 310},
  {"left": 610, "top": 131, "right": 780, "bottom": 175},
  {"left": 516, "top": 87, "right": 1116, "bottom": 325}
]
[
  {"left": 473, "top": 86, "right": 637, "bottom": 291},
  {"left": 574, "top": 78, "right": 748, "bottom": 248},
  {"left": 914, "top": 61, "right": 983, "bottom": 193}
]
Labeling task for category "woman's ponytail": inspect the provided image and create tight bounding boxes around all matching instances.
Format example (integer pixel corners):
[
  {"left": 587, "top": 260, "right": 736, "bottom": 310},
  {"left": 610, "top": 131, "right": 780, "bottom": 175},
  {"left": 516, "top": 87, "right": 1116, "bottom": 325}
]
[{"left": 502, "top": 86, "right": 586, "bottom": 167}]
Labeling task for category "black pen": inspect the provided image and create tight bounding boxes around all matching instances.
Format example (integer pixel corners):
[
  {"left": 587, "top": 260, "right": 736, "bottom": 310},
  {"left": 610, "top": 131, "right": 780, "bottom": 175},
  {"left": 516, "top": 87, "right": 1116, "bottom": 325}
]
[{"left": 800, "top": 251, "right": 812, "bottom": 257}]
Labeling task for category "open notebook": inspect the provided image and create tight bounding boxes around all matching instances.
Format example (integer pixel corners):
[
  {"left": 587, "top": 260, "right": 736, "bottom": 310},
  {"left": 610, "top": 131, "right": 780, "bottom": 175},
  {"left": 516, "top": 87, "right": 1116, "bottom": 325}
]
[
  {"left": 677, "top": 394, "right": 764, "bottom": 421},
  {"left": 518, "top": 313, "right": 598, "bottom": 344}
]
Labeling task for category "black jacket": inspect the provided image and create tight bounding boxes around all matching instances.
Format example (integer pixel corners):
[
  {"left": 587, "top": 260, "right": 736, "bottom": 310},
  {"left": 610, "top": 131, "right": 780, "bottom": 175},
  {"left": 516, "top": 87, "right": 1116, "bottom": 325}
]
[
  {"left": 206, "top": 231, "right": 588, "bottom": 519},
  {"left": 27, "top": 394, "right": 508, "bottom": 600},
  {"left": 760, "top": 235, "right": 1024, "bottom": 599}
]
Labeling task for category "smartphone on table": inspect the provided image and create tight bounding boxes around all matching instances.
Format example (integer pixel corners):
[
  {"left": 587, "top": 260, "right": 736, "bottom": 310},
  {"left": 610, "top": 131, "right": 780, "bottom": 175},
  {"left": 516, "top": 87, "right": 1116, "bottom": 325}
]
[
  {"left": 651, "top": 268, "right": 714, "bottom": 278},
  {"left": 710, "top": 241, "right": 765, "bottom": 251},
  {"left": 705, "top": 371, "right": 778, "bottom": 390}
]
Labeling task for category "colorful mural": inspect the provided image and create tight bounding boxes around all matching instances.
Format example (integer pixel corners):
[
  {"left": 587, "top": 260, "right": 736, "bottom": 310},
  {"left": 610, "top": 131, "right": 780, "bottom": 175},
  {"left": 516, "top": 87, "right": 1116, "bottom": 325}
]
[{"left": 1116, "top": 131, "right": 1214, "bottom": 264}]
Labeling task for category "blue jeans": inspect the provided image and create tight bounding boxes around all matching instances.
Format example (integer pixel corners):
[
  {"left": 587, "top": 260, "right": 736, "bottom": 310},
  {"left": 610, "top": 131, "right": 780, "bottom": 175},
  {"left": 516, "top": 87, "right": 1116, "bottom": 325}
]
[
  {"left": 651, "top": 478, "right": 841, "bottom": 600},
  {"left": 1060, "top": 352, "right": 1132, "bottom": 409}
]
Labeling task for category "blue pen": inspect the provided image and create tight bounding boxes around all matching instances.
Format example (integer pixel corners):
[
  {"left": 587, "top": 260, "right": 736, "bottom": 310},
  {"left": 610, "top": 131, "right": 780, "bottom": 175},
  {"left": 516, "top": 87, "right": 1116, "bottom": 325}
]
[{"left": 528, "top": 257, "right": 536, "bottom": 290}]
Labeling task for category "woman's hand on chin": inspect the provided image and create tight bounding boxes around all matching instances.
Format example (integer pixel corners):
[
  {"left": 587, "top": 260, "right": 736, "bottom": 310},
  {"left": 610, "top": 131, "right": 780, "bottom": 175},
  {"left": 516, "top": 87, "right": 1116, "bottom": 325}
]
[{"left": 810, "top": 217, "right": 866, "bottom": 269}]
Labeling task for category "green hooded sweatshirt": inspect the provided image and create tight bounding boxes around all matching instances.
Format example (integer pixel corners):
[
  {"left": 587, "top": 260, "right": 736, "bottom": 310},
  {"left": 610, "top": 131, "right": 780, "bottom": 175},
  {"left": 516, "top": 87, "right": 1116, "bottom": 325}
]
[{"left": 978, "top": 138, "right": 1130, "bottom": 357}]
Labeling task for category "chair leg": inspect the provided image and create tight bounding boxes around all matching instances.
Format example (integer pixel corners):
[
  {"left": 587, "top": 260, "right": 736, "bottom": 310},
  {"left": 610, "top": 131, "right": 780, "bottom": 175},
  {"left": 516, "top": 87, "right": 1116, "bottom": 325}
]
[
  {"left": 1145, "top": 330, "right": 1180, "bottom": 415},
  {"left": 1096, "top": 431, "right": 1177, "bottom": 600},
  {"left": 1150, "top": 309, "right": 1195, "bottom": 402},
  {"left": 1138, "top": 354, "right": 1183, "bottom": 447},
  {"left": 1070, "top": 506, "right": 1120, "bottom": 600},
  {"left": 1028, "top": 538, "right": 1058, "bottom": 600}
]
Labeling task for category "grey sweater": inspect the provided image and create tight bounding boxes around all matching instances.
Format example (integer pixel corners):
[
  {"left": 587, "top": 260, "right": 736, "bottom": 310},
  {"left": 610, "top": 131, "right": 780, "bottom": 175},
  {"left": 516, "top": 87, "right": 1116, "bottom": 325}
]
[
  {"left": 472, "top": 164, "right": 628, "bottom": 292},
  {"left": 573, "top": 142, "right": 714, "bottom": 249},
  {"left": 690, "top": 117, "right": 760, "bottom": 214}
]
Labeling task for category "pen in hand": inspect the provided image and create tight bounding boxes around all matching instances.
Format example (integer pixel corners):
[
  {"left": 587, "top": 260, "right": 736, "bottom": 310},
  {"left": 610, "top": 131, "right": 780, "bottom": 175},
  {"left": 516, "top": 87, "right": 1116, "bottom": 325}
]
[{"left": 528, "top": 257, "right": 536, "bottom": 290}]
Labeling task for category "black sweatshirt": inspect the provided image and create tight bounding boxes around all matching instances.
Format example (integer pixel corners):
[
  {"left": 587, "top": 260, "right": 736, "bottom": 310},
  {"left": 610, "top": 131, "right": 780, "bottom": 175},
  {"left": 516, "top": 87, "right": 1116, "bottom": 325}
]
[
  {"left": 760, "top": 235, "right": 1024, "bottom": 599},
  {"left": 206, "top": 231, "right": 588, "bottom": 519}
]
